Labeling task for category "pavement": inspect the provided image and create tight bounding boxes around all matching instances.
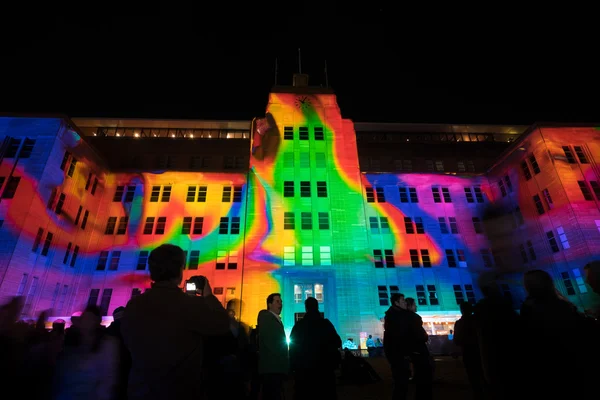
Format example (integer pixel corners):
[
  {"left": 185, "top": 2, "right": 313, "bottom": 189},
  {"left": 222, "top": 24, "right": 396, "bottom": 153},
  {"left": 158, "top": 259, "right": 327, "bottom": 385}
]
[{"left": 283, "top": 356, "right": 472, "bottom": 399}]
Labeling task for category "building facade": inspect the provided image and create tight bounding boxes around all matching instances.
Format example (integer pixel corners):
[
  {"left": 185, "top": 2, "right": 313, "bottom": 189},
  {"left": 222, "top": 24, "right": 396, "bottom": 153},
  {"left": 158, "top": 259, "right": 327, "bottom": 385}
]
[{"left": 1, "top": 79, "right": 599, "bottom": 345}]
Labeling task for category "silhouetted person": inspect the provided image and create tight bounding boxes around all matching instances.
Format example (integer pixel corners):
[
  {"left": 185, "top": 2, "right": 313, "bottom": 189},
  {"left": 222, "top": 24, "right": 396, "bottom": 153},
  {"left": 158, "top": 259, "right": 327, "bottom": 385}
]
[
  {"left": 474, "top": 275, "right": 522, "bottom": 400},
  {"left": 384, "top": 293, "right": 426, "bottom": 400},
  {"left": 453, "top": 302, "right": 484, "bottom": 400},
  {"left": 257, "top": 293, "right": 289, "bottom": 400},
  {"left": 121, "top": 244, "right": 230, "bottom": 400},
  {"left": 405, "top": 297, "right": 432, "bottom": 400},
  {"left": 289, "top": 297, "right": 341, "bottom": 399},
  {"left": 521, "top": 269, "right": 596, "bottom": 399},
  {"left": 106, "top": 306, "right": 130, "bottom": 400}
]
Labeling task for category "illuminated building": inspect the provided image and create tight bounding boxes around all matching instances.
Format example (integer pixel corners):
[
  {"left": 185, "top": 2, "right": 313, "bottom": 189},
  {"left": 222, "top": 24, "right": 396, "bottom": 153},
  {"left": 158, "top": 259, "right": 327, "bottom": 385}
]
[{"left": 1, "top": 75, "right": 599, "bottom": 343}]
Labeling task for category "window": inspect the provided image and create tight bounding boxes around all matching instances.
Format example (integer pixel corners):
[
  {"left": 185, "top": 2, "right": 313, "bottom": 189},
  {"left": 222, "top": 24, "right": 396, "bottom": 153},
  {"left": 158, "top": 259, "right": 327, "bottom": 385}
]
[
  {"left": 542, "top": 188, "right": 553, "bottom": 209},
  {"left": 63, "top": 243, "right": 72, "bottom": 265},
  {"left": 480, "top": 249, "right": 493, "bottom": 268},
  {"left": 556, "top": 226, "right": 570, "bottom": 249},
  {"left": 449, "top": 217, "right": 459, "bottom": 234},
  {"left": 573, "top": 146, "right": 588, "bottom": 164},
  {"left": 315, "top": 152, "right": 326, "bottom": 168},
  {"left": 143, "top": 217, "right": 154, "bottom": 235},
  {"left": 561, "top": 272, "right": 576, "bottom": 295},
  {"left": 473, "top": 187, "right": 483, "bottom": 203},
  {"left": 432, "top": 187, "right": 441, "bottom": 203},
  {"left": 314, "top": 126, "right": 324, "bottom": 140},
  {"left": 284, "top": 212, "right": 295, "bottom": 230},
  {"left": 55, "top": 193, "right": 66, "bottom": 215},
  {"left": 116, "top": 216, "right": 128, "bottom": 235},
  {"left": 230, "top": 217, "right": 240, "bottom": 234},
  {"left": 32, "top": 228, "right": 44, "bottom": 252},
  {"left": 85, "top": 173, "right": 93, "bottom": 191},
  {"left": 189, "top": 250, "right": 200, "bottom": 270},
  {"left": 284, "top": 152, "right": 294, "bottom": 168},
  {"left": 578, "top": 181, "right": 594, "bottom": 201},
  {"left": 384, "top": 249, "right": 395, "bottom": 268},
  {"left": 366, "top": 187, "right": 375, "bottom": 203},
  {"left": 378, "top": 286, "right": 389, "bottom": 306},
  {"left": 109, "top": 251, "right": 121, "bottom": 270},
  {"left": 472, "top": 217, "right": 483, "bottom": 234},
  {"left": 416, "top": 285, "right": 427, "bottom": 305},
  {"left": 18, "top": 138, "right": 35, "bottom": 158},
  {"left": 113, "top": 186, "right": 125, "bottom": 202},
  {"left": 124, "top": 186, "right": 136, "bottom": 202},
  {"left": 233, "top": 186, "right": 243, "bottom": 202},
  {"left": 299, "top": 126, "right": 309, "bottom": 140},
  {"left": 67, "top": 158, "right": 77, "bottom": 177},
  {"left": 316, "top": 181, "right": 328, "bottom": 197},
  {"left": 41, "top": 231, "right": 53, "bottom": 256},
  {"left": 464, "top": 187, "right": 474, "bottom": 203},
  {"left": 590, "top": 181, "right": 600, "bottom": 200},
  {"left": 96, "top": 251, "right": 109, "bottom": 270},
  {"left": 219, "top": 217, "right": 229, "bottom": 234},
  {"left": 137, "top": 251, "right": 149, "bottom": 270},
  {"left": 186, "top": 186, "right": 197, "bottom": 202},
  {"left": 284, "top": 181, "right": 295, "bottom": 197},
  {"left": 403, "top": 217, "right": 414, "bottom": 234},
  {"left": 99, "top": 289, "right": 113, "bottom": 316},
  {"left": 442, "top": 188, "right": 452, "bottom": 203},
  {"left": 370, "top": 217, "right": 379, "bottom": 234},
  {"left": 222, "top": 186, "right": 232, "bottom": 202},
  {"left": 514, "top": 206, "right": 525, "bottom": 226},
  {"left": 301, "top": 246, "right": 313, "bottom": 266},
  {"left": 373, "top": 250, "right": 384, "bottom": 268},
  {"left": 87, "top": 289, "right": 100, "bottom": 307},
  {"left": 301, "top": 212, "right": 312, "bottom": 230},
  {"left": 572, "top": 269, "right": 588, "bottom": 294},
  {"left": 91, "top": 178, "right": 99, "bottom": 195},
  {"left": 284, "top": 246, "right": 295, "bottom": 266},
  {"left": 421, "top": 250, "right": 431, "bottom": 267},
  {"left": 81, "top": 210, "right": 89, "bottom": 230},
  {"left": 435, "top": 160, "right": 444, "bottom": 172},
  {"left": 160, "top": 186, "right": 171, "bottom": 202},
  {"left": 1, "top": 177, "right": 20, "bottom": 199},
  {"left": 498, "top": 179, "right": 507, "bottom": 197},
  {"left": 319, "top": 246, "right": 331, "bottom": 266},
  {"left": 70, "top": 245, "right": 79, "bottom": 267},
  {"left": 504, "top": 175, "right": 513, "bottom": 192},
  {"left": 300, "top": 181, "right": 311, "bottom": 197},
  {"left": 318, "top": 212, "right": 329, "bottom": 230},
  {"left": 519, "top": 244, "right": 528, "bottom": 263},
  {"left": 105, "top": 217, "right": 117, "bottom": 235},
  {"left": 60, "top": 151, "right": 70, "bottom": 171},
  {"left": 376, "top": 187, "right": 386, "bottom": 202},
  {"left": 380, "top": 217, "right": 390, "bottom": 233},
  {"left": 300, "top": 153, "right": 310, "bottom": 168},
  {"left": 453, "top": 285, "right": 465, "bottom": 304},
  {"left": 465, "top": 284, "right": 476, "bottom": 304},
  {"left": 284, "top": 126, "right": 293, "bottom": 140},
  {"left": 150, "top": 186, "right": 161, "bottom": 202},
  {"left": 533, "top": 194, "right": 545, "bottom": 215},
  {"left": 415, "top": 217, "right": 425, "bottom": 234},
  {"left": 446, "top": 249, "right": 457, "bottom": 267},
  {"left": 562, "top": 146, "right": 576, "bottom": 163},
  {"left": 547, "top": 230, "right": 560, "bottom": 253},
  {"left": 529, "top": 154, "right": 540, "bottom": 175},
  {"left": 527, "top": 240, "right": 536, "bottom": 260},
  {"left": 198, "top": 186, "right": 207, "bottom": 202},
  {"left": 521, "top": 160, "right": 532, "bottom": 181},
  {"left": 439, "top": 217, "right": 449, "bottom": 234},
  {"left": 399, "top": 187, "right": 409, "bottom": 203}
]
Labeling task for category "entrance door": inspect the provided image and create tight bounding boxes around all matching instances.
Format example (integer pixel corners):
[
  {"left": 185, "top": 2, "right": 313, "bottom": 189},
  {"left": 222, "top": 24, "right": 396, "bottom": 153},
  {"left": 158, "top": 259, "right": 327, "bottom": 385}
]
[{"left": 292, "top": 282, "right": 325, "bottom": 318}]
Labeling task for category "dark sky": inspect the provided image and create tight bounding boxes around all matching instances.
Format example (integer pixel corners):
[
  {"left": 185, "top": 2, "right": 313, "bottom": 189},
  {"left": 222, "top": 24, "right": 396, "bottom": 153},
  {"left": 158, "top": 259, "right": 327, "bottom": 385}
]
[{"left": 2, "top": 13, "right": 598, "bottom": 125}]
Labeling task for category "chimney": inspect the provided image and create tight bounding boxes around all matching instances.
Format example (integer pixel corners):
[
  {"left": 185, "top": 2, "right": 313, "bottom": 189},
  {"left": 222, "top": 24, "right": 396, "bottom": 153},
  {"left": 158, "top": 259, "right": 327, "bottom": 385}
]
[{"left": 293, "top": 73, "right": 309, "bottom": 87}]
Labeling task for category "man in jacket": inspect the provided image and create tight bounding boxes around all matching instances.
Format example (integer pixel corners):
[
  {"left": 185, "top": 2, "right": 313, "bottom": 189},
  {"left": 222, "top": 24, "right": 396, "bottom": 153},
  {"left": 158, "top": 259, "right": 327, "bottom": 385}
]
[
  {"left": 289, "top": 297, "right": 341, "bottom": 399},
  {"left": 384, "top": 293, "right": 427, "bottom": 400},
  {"left": 121, "top": 244, "right": 230, "bottom": 400},
  {"left": 257, "top": 293, "right": 289, "bottom": 400}
]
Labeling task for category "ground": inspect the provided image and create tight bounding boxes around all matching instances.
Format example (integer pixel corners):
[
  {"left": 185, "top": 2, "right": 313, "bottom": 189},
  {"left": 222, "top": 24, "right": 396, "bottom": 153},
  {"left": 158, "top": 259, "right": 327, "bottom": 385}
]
[{"left": 283, "top": 356, "right": 472, "bottom": 399}]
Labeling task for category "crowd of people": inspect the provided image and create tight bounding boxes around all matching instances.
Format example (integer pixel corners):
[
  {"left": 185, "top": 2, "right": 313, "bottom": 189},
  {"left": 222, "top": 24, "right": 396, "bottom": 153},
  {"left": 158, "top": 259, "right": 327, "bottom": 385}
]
[{"left": 1, "top": 242, "right": 599, "bottom": 400}]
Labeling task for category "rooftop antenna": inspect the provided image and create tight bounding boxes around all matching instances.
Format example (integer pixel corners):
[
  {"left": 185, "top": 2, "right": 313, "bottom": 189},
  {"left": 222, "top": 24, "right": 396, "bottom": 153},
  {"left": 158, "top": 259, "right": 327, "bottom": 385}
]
[
  {"left": 274, "top": 58, "right": 278, "bottom": 86},
  {"left": 298, "top": 48, "right": 302, "bottom": 74},
  {"left": 325, "top": 60, "right": 329, "bottom": 88}
]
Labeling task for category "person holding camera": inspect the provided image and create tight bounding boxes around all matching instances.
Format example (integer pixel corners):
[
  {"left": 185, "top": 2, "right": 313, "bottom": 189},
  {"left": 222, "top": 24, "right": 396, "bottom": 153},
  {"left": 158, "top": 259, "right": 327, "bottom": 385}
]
[{"left": 121, "top": 244, "right": 230, "bottom": 400}]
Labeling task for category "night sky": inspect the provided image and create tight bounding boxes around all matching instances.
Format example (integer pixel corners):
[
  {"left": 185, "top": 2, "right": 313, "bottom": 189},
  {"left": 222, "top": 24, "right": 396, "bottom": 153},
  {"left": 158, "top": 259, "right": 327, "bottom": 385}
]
[{"left": 2, "top": 13, "right": 598, "bottom": 125}]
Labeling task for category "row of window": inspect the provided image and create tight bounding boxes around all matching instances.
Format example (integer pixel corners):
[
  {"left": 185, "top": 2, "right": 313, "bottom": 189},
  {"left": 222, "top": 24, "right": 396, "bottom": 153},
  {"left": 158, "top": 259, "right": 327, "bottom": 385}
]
[
  {"left": 377, "top": 284, "right": 476, "bottom": 306},
  {"left": 366, "top": 186, "right": 485, "bottom": 204},
  {"left": 369, "top": 216, "right": 484, "bottom": 235},
  {"left": 361, "top": 158, "right": 477, "bottom": 173},
  {"left": 112, "top": 185, "right": 242, "bottom": 203},
  {"left": 283, "top": 126, "right": 325, "bottom": 141},
  {"left": 4, "top": 137, "right": 36, "bottom": 159}
]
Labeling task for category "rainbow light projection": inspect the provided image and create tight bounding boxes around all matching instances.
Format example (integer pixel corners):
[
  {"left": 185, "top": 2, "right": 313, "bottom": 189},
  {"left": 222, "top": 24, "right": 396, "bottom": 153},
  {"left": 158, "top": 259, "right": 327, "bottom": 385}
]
[{"left": 1, "top": 93, "right": 599, "bottom": 339}]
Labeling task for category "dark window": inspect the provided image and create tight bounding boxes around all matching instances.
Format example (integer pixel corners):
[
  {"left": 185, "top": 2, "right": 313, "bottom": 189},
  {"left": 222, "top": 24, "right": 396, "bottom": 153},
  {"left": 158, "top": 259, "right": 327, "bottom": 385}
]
[
  {"left": 578, "top": 181, "right": 594, "bottom": 201},
  {"left": 573, "top": 146, "right": 588, "bottom": 164},
  {"left": 233, "top": 186, "right": 243, "bottom": 202},
  {"left": 316, "top": 181, "right": 328, "bottom": 197},
  {"left": 300, "top": 181, "right": 311, "bottom": 197},
  {"left": 113, "top": 186, "right": 125, "bottom": 202},
  {"left": 529, "top": 155, "right": 540, "bottom": 174},
  {"left": 55, "top": 193, "right": 66, "bottom": 215},
  {"left": 562, "top": 146, "right": 576, "bottom": 163},
  {"left": 284, "top": 126, "right": 294, "bottom": 140},
  {"left": 116, "top": 217, "right": 128, "bottom": 235},
  {"left": 222, "top": 187, "right": 232, "bottom": 202},
  {"left": 284, "top": 181, "right": 295, "bottom": 197},
  {"left": 1, "top": 177, "right": 20, "bottom": 199},
  {"left": 318, "top": 212, "right": 329, "bottom": 230},
  {"left": 41, "top": 232, "right": 53, "bottom": 256},
  {"left": 284, "top": 212, "right": 295, "bottom": 230},
  {"left": 546, "top": 231, "right": 560, "bottom": 253},
  {"left": 446, "top": 250, "right": 457, "bottom": 267},
  {"left": 155, "top": 217, "right": 166, "bottom": 234},
  {"left": 299, "top": 126, "right": 309, "bottom": 140},
  {"left": 150, "top": 186, "right": 161, "bottom": 202},
  {"left": 124, "top": 186, "right": 136, "bottom": 202},
  {"left": 521, "top": 160, "right": 532, "bottom": 180},
  {"left": 533, "top": 194, "right": 545, "bottom": 215},
  {"left": 301, "top": 212, "right": 312, "bottom": 230},
  {"left": 105, "top": 217, "right": 117, "bottom": 235},
  {"left": 136, "top": 251, "right": 149, "bottom": 270},
  {"left": 314, "top": 126, "right": 324, "bottom": 140}
]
